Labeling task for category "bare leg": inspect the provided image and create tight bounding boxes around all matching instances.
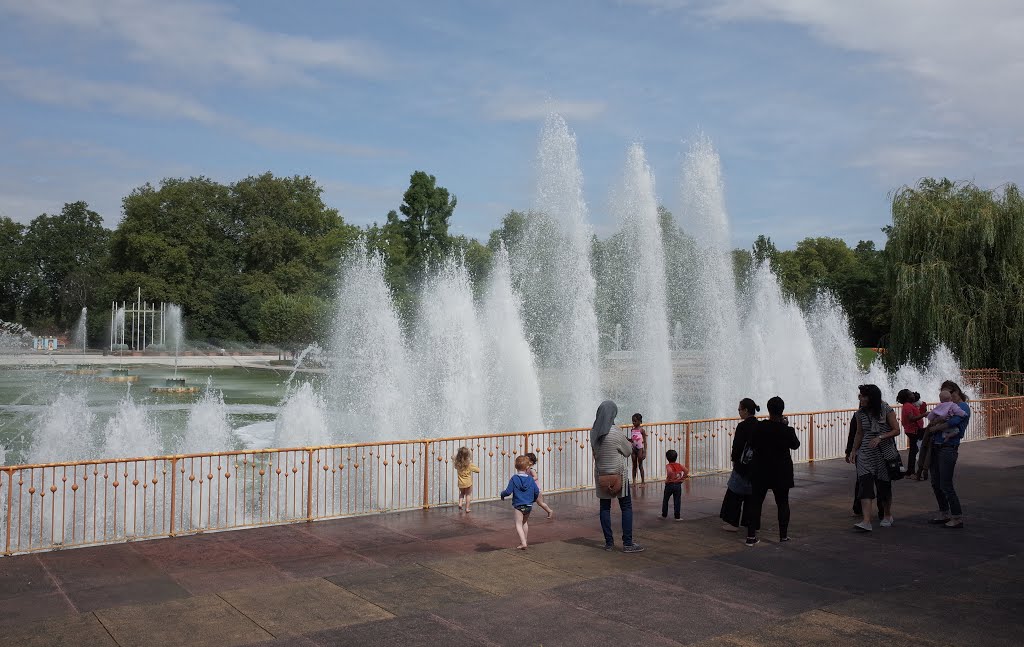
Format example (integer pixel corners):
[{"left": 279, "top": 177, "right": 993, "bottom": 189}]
[
  {"left": 465, "top": 492, "right": 472, "bottom": 513},
  {"left": 631, "top": 452, "right": 638, "bottom": 482},
  {"left": 536, "top": 493, "right": 554, "bottom": 518},
  {"left": 639, "top": 456, "right": 646, "bottom": 483},
  {"left": 514, "top": 510, "right": 528, "bottom": 548},
  {"left": 860, "top": 500, "right": 873, "bottom": 525}
]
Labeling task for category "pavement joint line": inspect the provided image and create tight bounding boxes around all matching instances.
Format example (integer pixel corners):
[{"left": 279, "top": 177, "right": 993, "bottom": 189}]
[
  {"left": 318, "top": 575, "right": 411, "bottom": 619},
  {"left": 415, "top": 557, "right": 527, "bottom": 596},
  {"left": 213, "top": 591, "right": 278, "bottom": 641},
  {"left": 34, "top": 553, "right": 79, "bottom": 613},
  {"left": 425, "top": 610, "right": 504, "bottom": 647},
  {"left": 91, "top": 610, "right": 124, "bottom": 647}
]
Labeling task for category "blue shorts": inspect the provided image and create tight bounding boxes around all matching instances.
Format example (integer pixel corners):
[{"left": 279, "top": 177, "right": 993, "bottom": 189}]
[{"left": 514, "top": 504, "right": 533, "bottom": 515}]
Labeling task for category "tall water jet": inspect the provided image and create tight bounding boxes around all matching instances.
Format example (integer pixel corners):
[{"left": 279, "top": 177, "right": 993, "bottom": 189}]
[
  {"left": 807, "top": 291, "right": 862, "bottom": 407},
  {"left": 27, "top": 391, "right": 96, "bottom": 463},
  {"left": 613, "top": 143, "right": 674, "bottom": 420},
  {"left": 744, "top": 264, "right": 827, "bottom": 409},
  {"left": 181, "top": 380, "right": 232, "bottom": 452},
  {"left": 274, "top": 381, "right": 330, "bottom": 447},
  {"left": 329, "top": 251, "right": 413, "bottom": 441},
  {"left": 73, "top": 307, "right": 87, "bottom": 352},
  {"left": 415, "top": 257, "right": 490, "bottom": 438},
  {"left": 101, "top": 389, "right": 162, "bottom": 458},
  {"left": 519, "top": 113, "right": 601, "bottom": 425},
  {"left": 165, "top": 304, "right": 184, "bottom": 377},
  {"left": 481, "top": 245, "right": 544, "bottom": 433},
  {"left": 681, "top": 134, "right": 742, "bottom": 417}
]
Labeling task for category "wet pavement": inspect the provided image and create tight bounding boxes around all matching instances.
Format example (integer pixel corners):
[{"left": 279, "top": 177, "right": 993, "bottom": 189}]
[{"left": 2, "top": 436, "right": 1022, "bottom": 646}]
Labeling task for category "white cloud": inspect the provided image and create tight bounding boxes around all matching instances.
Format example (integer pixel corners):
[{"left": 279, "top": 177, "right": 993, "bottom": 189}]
[
  {"left": 0, "top": 0, "right": 386, "bottom": 85},
  {"left": 696, "top": 1, "right": 1024, "bottom": 125}
]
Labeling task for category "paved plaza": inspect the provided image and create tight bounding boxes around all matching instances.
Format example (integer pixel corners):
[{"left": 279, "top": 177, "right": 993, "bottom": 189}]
[{"left": 2, "top": 436, "right": 1022, "bottom": 646}]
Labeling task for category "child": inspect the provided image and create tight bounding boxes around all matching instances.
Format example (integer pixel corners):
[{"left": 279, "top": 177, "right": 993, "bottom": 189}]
[
  {"left": 454, "top": 446, "right": 480, "bottom": 513},
  {"left": 916, "top": 390, "right": 959, "bottom": 480},
  {"left": 630, "top": 413, "right": 648, "bottom": 484},
  {"left": 500, "top": 455, "right": 540, "bottom": 550},
  {"left": 526, "top": 452, "right": 554, "bottom": 519},
  {"left": 662, "top": 449, "right": 688, "bottom": 520}
]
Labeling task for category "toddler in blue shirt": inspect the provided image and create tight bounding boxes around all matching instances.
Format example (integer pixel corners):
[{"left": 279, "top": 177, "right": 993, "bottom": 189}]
[{"left": 501, "top": 455, "right": 541, "bottom": 550}]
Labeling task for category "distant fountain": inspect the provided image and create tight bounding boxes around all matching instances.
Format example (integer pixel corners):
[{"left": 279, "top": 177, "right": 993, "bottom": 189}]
[
  {"left": 181, "top": 380, "right": 232, "bottom": 452},
  {"left": 614, "top": 143, "right": 674, "bottom": 420},
  {"left": 73, "top": 307, "right": 87, "bottom": 352},
  {"left": 329, "top": 251, "right": 414, "bottom": 442},
  {"left": 27, "top": 391, "right": 96, "bottom": 463},
  {"left": 165, "top": 304, "right": 184, "bottom": 379},
  {"left": 516, "top": 113, "right": 601, "bottom": 425},
  {"left": 681, "top": 134, "right": 742, "bottom": 417},
  {"left": 274, "top": 381, "right": 330, "bottom": 447}
]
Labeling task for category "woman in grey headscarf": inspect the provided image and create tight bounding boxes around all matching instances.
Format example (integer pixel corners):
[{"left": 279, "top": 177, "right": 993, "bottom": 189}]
[{"left": 591, "top": 400, "right": 645, "bottom": 553}]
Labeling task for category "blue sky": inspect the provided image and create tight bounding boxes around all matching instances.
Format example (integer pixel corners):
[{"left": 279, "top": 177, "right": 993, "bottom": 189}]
[{"left": 1, "top": 0, "right": 1022, "bottom": 249}]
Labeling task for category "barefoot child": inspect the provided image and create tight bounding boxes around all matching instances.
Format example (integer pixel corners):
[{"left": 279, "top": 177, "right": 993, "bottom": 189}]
[
  {"left": 630, "top": 413, "right": 648, "bottom": 484},
  {"left": 454, "top": 446, "right": 480, "bottom": 513},
  {"left": 526, "top": 452, "right": 554, "bottom": 519},
  {"left": 662, "top": 449, "right": 689, "bottom": 520},
  {"left": 500, "top": 455, "right": 540, "bottom": 549}
]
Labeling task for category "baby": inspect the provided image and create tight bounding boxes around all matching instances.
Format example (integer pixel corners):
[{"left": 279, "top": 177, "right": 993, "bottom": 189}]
[{"left": 927, "top": 391, "right": 963, "bottom": 441}]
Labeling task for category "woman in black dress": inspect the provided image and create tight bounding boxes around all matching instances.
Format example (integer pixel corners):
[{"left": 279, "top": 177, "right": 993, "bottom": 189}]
[
  {"left": 744, "top": 396, "right": 801, "bottom": 547},
  {"left": 720, "top": 398, "right": 760, "bottom": 531}
]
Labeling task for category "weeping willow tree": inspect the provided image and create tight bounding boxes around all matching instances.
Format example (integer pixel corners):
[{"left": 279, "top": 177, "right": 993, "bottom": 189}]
[{"left": 887, "top": 178, "right": 1024, "bottom": 371}]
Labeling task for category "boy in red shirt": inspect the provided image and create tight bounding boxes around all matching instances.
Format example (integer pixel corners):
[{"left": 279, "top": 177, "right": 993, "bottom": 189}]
[{"left": 662, "top": 449, "right": 689, "bottom": 520}]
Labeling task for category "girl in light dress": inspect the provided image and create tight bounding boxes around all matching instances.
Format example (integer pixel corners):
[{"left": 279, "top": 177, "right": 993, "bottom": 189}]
[
  {"left": 454, "top": 446, "right": 480, "bottom": 513},
  {"left": 525, "top": 452, "right": 554, "bottom": 519}
]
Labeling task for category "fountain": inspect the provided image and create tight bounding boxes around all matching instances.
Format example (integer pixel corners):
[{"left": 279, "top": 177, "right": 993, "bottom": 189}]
[
  {"left": 151, "top": 304, "right": 198, "bottom": 393},
  {"left": 181, "top": 380, "right": 232, "bottom": 452},
  {"left": 73, "top": 307, "right": 87, "bottom": 352}
]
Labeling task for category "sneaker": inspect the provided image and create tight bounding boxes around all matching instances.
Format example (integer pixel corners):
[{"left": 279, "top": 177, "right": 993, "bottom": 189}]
[
  {"left": 622, "top": 543, "right": 646, "bottom": 554},
  {"left": 721, "top": 523, "right": 739, "bottom": 532},
  {"left": 745, "top": 537, "right": 759, "bottom": 547},
  {"left": 944, "top": 520, "right": 964, "bottom": 529},
  {"left": 603, "top": 544, "right": 614, "bottom": 551},
  {"left": 779, "top": 536, "right": 791, "bottom": 542},
  {"left": 928, "top": 517, "right": 951, "bottom": 525},
  {"left": 880, "top": 517, "right": 894, "bottom": 527},
  {"left": 674, "top": 517, "right": 683, "bottom": 522},
  {"left": 854, "top": 521, "right": 873, "bottom": 532}
]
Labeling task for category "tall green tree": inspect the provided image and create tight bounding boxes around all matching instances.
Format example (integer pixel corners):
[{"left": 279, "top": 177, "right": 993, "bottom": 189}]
[
  {"left": 0, "top": 217, "right": 26, "bottom": 322},
  {"left": 394, "top": 171, "right": 457, "bottom": 276},
  {"left": 886, "top": 178, "right": 1024, "bottom": 370}
]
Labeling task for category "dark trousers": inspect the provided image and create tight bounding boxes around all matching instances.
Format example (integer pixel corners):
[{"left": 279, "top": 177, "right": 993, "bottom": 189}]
[
  {"left": 906, "top": 434, "right": 920, "bottom": 475},
  {"left": 720, "top": 488, "right": 748, "bottom": 527},
  {"left": 662, "top": 482, "right": 681, "bottom": 519},
  {"left": 931, "top": 445, "right": 962, "bottom": 516},
  {"left": 746, "top": 485, "right": 790, "bottom": 540},
  {"left": 600, "top": 495, "right": 634, "bottom": 547}
]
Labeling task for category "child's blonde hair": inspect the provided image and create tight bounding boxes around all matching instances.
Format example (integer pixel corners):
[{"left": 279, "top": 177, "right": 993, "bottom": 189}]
[
  {"left": 454, "top": 446, "right": 472, "bottom": 471},
  {"left": 514, "top": 455, "right": 531, "bottom": 472}
]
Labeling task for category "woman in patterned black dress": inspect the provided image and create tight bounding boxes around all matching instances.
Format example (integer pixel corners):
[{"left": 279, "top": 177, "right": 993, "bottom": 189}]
[{"left": 850, "top": 384, "right": 901, "bottom": 532}]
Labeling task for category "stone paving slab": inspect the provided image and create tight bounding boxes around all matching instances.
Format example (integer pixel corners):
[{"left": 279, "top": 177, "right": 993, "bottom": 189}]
[
  {"left": 0, "top": 610, "right": 119, "bottom": 647},
  {"left": 219, "top": 578, "right": 394, "bottom": 638},
  {"left": 698, "top": 609, "right": 946, "bottom": 647},
  {"left": 422, "top": 548, "right": 585, "bottom": 595},
  {"left": 326, "top": 563, "right": 495, "bottom": 615},
  {"left": 95, "top": 594, "right": 273, "bottom": 647}
]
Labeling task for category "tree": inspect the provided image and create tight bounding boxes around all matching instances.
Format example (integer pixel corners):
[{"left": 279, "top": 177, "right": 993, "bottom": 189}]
[
  {"left": 886, "top": 178, "right": 1024, "bottom": 370},
  {"left": 18, "top": 202, "right": 111, "bottom": 331},
  {"left": 0, "top": 217, "right": 26, "bottom": 322},
  {"left": 394, "top": 171, "right": 457, "bottom": 277},
  {"left": 255, "top": 293, "right": 330, "bottom": 352}
]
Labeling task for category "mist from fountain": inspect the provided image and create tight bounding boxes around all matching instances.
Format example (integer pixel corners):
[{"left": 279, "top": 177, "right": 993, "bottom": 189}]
[
  {"left": 73, "top": 307, "right": 87, "bottom": 352},
  {"left": 517, "top": 113, "right": 601, "bottom": 425},
  {"left": 181, "top": 380, "right": 232, "bottom": 452},
  {"left": 274, "top": 381, "right": 330, "bottom": 447},
  {"left": 481, "top": 245, "right": 544, "bottom": 433},
  {"left": 614, "top": 142, "right": 674, "bottom": 420},
  {"left": 101, "top": 389, "right": 162, "bottom": 458},
  {"left": 165, "top": 304, "right": 184, "bottom": 377},
  {"left": 27, "top": 391, "right": 96, "bottom": 463},
  {"left": 681, "top": 135, "right": 742, "bottom": 417},
  {"left": 329, "top": 251, "right": 414, "bottom": 442}
]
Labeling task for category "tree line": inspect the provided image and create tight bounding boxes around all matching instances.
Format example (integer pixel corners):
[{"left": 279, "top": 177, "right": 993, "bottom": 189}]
[{"left": 1, "top": 173, "right": 1020, "bottom": 371}]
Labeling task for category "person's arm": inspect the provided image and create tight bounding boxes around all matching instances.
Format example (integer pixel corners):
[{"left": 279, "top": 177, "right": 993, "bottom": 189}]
[
  {"left": 731, "top": 422, "right": 745, "bottom": 464},
  {"left": 848, "top": 416, "right": 864, "bottom": 463},
  {"left": 787, "top": 426, "right": 801, "bottom": 450},
  {"left": 471, "top": 464, "right": 480, "bottom": 474},
  {"left": 500, "top": 478, "right": 513, "bottom": 499},
  {"left": 868, "top": 410, "right": 901, "bottom": 448},
  {"left": 641, "top": 428, "right": 648, "bottom": 459},
  {"left": 616, "top": 432, "right": 632, "bottom": 458},
  {"left": 845, "top": 416, "right": 857, "bottom": 457}
]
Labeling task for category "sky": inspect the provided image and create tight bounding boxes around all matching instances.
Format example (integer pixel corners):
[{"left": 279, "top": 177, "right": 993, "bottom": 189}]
[{"left": 1, "top": 0, "right": 1023, "bottom": 249}]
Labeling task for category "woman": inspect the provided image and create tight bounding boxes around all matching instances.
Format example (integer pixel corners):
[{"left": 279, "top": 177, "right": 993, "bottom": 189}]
[
  {"left": 744, "top": 396, "right": 800, "bottom": 547},
  {"left": 895, "top": 389, "right": 927, "bottom": 478},
  {"left": 591, "top": 400, "right": 645, "bottom": 553},
  {"left": 926, "top": 380, "right": 969, "bottom": 528},
  {"left": 720, "top": 398, "right": 760, "bottom": 532},
  {"left": 850, "top": 384, "right": 900, "bottom": 532}
]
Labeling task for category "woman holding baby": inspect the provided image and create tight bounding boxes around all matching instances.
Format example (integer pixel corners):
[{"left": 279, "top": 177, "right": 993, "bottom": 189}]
[{"left": 924, "top": 381, "right": 969, "bottom": 529}]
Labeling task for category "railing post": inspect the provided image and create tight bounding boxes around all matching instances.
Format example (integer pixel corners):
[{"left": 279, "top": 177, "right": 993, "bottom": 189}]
[
  {"left": 168, "top": 457, "right": 177, "bottom": 537},
  {"left": 684, "top": 423, "right": 692, "bottom": 473},
  {"left": 523, "top": 433, "right": 530, "bottom": 455},
  {"left": 808, "top": 414, "right": 815, "bottom": 461},
  {"left": 306, "top": 448, "right": 315, "bottom": 522},
  {"left": 4, "top": 468, "right": 13, "bottom": 555},
  {"left": 422, "top": 441, "right": 430, "bottom": 509}
]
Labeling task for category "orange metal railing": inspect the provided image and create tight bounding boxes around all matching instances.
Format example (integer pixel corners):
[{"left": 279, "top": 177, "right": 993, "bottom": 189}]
[{"left": 2, "top": 395, "right": 1022, "bottom": 556}]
